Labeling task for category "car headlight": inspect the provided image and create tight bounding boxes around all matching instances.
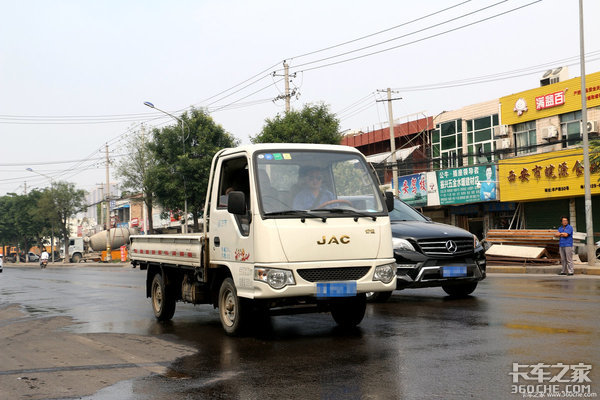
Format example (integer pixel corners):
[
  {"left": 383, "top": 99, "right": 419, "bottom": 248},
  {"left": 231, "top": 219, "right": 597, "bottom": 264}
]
[
  {"left": 392, "top": 237, "right": 415, "bottom": 251},
  {"left": 473, "top": 234, "right": 481, "bottom": 248},
  {"left": 254, "top": 267, "right": 295, "bottom": 289},
  {"left": 373, "top": 263, "right": 396, "bottom": 284}
]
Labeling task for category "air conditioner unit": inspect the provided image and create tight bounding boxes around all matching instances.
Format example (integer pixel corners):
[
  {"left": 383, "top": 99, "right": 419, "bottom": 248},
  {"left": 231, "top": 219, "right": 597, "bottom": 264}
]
[
  {"left": 587, "top": 120, "right": 599, "bottom": 134},
  {"left": 543, "top": 126, "right": 558, "bottom": 140},
  {"left": 493, "top": 125, "right": 509, "bottom": 137},
  {"left": 496, "top": 138, "right": 510, "bottom": 150}
]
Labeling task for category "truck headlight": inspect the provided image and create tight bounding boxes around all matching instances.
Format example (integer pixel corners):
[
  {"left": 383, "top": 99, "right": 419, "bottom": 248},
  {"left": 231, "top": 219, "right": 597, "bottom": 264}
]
[
  {"left": 373, "top": 263, "right": 396, "bottom": 284},
  {"left": 392, "top": 237, "right": 415, "bottom": 252},
  {"left": 254, "top": 267, "right": 295, "bottom": 289}
]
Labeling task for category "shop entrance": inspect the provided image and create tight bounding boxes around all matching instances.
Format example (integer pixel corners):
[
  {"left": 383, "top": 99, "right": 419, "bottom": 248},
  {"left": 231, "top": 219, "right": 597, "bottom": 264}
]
[{"left": 469, "top": 218, "right": 484, "bottom": 240}]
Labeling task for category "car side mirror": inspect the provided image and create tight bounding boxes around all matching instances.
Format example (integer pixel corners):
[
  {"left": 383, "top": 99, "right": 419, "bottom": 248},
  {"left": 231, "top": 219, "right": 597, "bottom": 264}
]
[
  {"left": 385, "top": 191, "right": 394, "bottom": 212},
  {"left": 227, "top": 191, "right": 247, "bottom": 215}
]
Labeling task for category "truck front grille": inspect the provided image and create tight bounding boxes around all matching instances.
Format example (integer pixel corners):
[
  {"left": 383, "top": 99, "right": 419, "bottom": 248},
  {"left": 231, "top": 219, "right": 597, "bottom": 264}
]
[
  {"left": 297, "top": 267, "right": 370, "bottom": 282},
  {"left": 417, "top": 238, "right": 473, "bottom": 257}
]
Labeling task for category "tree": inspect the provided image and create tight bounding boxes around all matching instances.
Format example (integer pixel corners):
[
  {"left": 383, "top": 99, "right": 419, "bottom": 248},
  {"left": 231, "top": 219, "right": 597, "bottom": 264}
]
[
  {"left": 115, "top": 124, "right": 157, "bottom": 233},
  {"left": 251, "top": 103, "right": 342, "bottom": 144},
  {"left": 38, "top": 182, "right": 86, "bottom": 263},
  {"left": 148, "top": 108, "right": 238, "bottom": 231}
]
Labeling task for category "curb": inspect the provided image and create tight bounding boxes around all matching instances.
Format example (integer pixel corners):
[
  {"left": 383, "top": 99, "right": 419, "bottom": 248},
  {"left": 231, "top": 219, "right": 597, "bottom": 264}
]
[
  {"left": 2, "top": 262, "right": 130, "bottom": 268},
  {"left": 487, "top": 264, "right": 600, "bottom": 275}
]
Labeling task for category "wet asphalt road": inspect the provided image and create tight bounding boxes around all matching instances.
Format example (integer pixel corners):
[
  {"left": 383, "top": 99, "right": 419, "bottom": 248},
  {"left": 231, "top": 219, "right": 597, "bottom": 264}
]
[{"left": 1, "top": 266, "right": 599, "bottom": 400}]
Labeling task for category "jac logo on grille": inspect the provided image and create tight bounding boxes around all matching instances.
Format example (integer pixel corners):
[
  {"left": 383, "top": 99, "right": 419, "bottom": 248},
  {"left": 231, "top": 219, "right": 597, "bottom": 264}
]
[{"left": 317, "top": 235, "right": 350, "bottom": 245}]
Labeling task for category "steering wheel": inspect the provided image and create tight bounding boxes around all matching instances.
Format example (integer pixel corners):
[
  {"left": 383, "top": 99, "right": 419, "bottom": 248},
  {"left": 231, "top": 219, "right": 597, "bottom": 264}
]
[{"left": 315, "top": 199, "right": 353, "bottom": 209}]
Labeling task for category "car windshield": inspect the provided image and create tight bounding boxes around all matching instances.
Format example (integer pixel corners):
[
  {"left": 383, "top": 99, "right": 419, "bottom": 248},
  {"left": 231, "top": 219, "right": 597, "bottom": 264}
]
[
  {"left": 255, "top": 150, "right": 384, "bottom": 216},
  {"left": 389, "top": 199, "right": 428, "bottom": 222}
]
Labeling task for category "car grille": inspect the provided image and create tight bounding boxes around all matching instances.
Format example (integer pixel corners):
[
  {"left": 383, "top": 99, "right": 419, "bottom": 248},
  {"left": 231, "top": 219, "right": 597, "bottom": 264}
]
[
  {"left": 297, "top": 267, "right": 370, "bottom": 282},
  {"left": 417, "top": 238, "right": 473, "bottom": 257}
]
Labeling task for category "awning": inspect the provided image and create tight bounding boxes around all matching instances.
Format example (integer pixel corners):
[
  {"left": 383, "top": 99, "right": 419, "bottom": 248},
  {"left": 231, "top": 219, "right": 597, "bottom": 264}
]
[{"left": 365, "top": 145, "right": 420, "bottom": 164}]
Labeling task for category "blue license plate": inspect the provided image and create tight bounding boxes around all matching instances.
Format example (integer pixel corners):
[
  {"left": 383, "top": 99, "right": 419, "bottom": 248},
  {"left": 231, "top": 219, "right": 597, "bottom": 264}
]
[
  {"left": 442, "top": 266, "right": 467, "bottom": 278},
  {"left": 316, "top": 282, "right": 357, "bottom": 298}
]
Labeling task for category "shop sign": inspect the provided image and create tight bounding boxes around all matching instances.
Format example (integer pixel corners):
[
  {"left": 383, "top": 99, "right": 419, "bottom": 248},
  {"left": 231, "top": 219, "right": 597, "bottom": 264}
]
[
  {"left": 500, "top": 70, "right": 600, "bottom": 125},
  {"left": 436, "top": 165, "right": 497, "bottom": 205},
  {"left": 426, "top": 171, "right": 440, "bottom": 206},
  {"left": 535, "top": 91, "right": 564, "bottom": 110},
  {"left": 498, "top": 148, "right": 600, "bottom": 201},
  {"left": 397, "top": 173, "right": 427, "bottom": 206}
]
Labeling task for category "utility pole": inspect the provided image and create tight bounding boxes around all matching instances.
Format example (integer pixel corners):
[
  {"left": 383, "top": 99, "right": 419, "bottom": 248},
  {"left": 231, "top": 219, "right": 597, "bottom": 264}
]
[
  {"left": 23, "top": 181, "right": 27, "bottom": 195},
  {"left": 272, "top": 61, "right": 297, "bottom": 113},
  {"left": 376, "top": 89, "right": 402, "bottom": 196},
  {"left": 105, "top": 143, "right": 112, "bottom": 262},
  {"left": 579, "top": 0, "right": 595, "bottom": 265},
  {"left": 141, "top": 124, "right": 148, "bottom": 235}
]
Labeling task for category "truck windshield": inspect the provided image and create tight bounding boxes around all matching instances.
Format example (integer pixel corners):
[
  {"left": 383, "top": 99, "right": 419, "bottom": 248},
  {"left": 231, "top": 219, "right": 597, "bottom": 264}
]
[{"left": 255, "top": 150, "right": 384, "bottom": 216}]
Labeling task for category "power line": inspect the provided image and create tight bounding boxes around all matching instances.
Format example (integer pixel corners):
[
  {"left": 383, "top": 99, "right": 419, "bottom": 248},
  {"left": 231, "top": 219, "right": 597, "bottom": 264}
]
[
  {"left": 290, "top": 0, "right": 472, "bottom": 61},
  {"left": 296, "top": 1, "right": 542, "bottom": 74}
]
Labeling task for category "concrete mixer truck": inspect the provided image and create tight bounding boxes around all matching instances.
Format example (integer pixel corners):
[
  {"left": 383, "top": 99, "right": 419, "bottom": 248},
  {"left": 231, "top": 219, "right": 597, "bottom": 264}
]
[{"left": 60, "top": 227, "right": 137, "bottom": 262}]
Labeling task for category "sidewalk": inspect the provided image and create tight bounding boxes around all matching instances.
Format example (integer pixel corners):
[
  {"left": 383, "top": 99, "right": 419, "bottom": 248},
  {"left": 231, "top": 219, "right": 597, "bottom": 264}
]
[
  {"left": 2, "top": 261, "right": 130, "bottom": 268},
  {"left": 487, "top": 261, "right": 600, "bottom": 275}
]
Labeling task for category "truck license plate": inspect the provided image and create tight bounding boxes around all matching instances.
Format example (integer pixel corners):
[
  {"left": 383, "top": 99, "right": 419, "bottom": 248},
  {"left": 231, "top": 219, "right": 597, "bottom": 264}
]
[
  {"left": 316, "top": 282, "right": 357, "bottom": 298},
  {"left": 442, "top": 266, "right": 467, "bottom": 278}
]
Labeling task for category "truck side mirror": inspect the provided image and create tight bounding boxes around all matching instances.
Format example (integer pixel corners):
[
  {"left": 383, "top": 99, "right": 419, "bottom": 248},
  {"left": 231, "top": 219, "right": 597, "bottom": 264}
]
[
  {"left": 227, "top": 191, "right": 247, "bottom": 215},
  {"left": 385, "top": 191, "right": 394, "bottom": 212}
]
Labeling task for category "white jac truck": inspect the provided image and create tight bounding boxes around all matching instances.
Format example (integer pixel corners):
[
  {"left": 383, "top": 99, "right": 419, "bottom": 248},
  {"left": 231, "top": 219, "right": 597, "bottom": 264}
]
[{"left": 130, "top": 144, "right": 396, "bottom": 335}]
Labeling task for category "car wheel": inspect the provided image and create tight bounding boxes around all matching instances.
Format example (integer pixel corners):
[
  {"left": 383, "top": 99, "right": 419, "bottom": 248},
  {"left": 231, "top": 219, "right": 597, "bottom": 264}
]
[
  {"left": 442, "top": 282, "right": 478, "bottom": 297},
  {"left": 218, "top": 278, "right": 249, "bottom": 336},
  {"left": 365, "top": 291, "right": 393, "bottom": 303},
  {"left": 151, "top": 273, "right": 176, "bottom": 321},
  {"left": 330, "top": 294, "right": 367, "bottom": 328}
]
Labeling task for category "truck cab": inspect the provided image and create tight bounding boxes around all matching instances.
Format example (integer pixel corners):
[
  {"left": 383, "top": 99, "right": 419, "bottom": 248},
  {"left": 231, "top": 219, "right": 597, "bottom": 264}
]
[{"left": 131, "top": 144, "right": 397, "bottom": 334}]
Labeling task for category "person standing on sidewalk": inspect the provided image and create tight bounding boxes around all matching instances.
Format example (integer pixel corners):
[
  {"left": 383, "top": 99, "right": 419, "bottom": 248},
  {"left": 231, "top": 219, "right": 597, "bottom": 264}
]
[{"left": 555, "top": 216, "right": 574, "bottom": 276}]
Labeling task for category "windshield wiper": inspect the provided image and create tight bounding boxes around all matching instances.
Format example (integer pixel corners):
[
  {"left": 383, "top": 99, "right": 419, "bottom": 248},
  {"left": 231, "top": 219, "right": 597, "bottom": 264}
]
[
  {"left": 264, "top": 210, "right": 327, "bottom": 223},
  {"left": 318, "top": 208, "right": 377, "bottom": 221}
]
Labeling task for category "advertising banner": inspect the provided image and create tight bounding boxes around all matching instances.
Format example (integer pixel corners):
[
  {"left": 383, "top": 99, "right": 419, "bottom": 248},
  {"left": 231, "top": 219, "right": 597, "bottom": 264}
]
[
  {"left": 397, "top": 173, "right": 427, "bottom": 206},
  {"left": 426, "top": 171, "right": 440, "bottom": 206},
  {"left": 436, "top": 165, "right": 497, "bottom": 205},
  {"left": 500, "top": 71, "right": 600, "bottom": 125},
  {"left": 498, "top": 148, "right": 600, "bottom": 201}
]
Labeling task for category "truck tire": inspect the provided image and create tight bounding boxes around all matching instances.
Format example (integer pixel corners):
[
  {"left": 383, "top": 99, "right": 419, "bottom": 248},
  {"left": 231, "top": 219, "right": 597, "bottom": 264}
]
[
  {"left": 218, "top": 278, "right": 249, "bottom": 335},
  {"left": 71, "top": 253, "right": 82, "bottom": 263},
  {"left": 365, "top": 291, "right": 393, "bottom": 303},
  {"left": 442, "top": 282, "right": 478, "bottom": 297},
  {"left": 151, "top": 273, "right": 176, "bottom": 321},
  {"left": 330, "top": 294, "right": 367, "bottom": 328}
]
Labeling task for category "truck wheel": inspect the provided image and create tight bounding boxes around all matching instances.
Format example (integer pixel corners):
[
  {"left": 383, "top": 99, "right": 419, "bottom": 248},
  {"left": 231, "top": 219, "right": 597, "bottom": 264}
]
[
  {"left": 365, "top": 291, "right": 393, "bottom": 303},
  {"left": 71, "top": 253, "right": 82, "bottom": 263},
  {"left": 218, "top": 278, "right": 248, "bottom": 335},
  {"left": 151, "top": 273, "right": 176, "bottom": 321},
  {"left": 330, "top": 294, "right": 367, "bottom": 328},
  {"left": 442, "top": 282, "right": 478, "bottom": 297}
]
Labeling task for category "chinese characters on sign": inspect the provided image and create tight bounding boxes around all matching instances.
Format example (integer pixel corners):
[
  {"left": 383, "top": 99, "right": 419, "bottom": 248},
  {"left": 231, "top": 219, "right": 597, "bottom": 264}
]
[
  {"left": 535, "top": 91, "right": 565, "bottom": 110},
  {"left": 397, "top": 173, "right": 427, "bottom": 207},
  {"left": 436, "top": 165, "right": 496, "bottom": 205}
]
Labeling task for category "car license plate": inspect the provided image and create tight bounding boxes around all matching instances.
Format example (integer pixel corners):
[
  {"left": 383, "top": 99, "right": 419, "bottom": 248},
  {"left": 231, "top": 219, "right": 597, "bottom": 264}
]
[
  {"left": 316, "top": 282, "right": 357, "bottom": 298},
  {"left": 442, "top": 266, "right": 467, "bottom": 278}
]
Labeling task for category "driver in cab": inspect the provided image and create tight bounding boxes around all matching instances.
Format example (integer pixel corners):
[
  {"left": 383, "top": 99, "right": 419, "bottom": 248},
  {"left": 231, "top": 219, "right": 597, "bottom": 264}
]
[{"left": 293, "top": 166, "right": 335, "bottom": 210}]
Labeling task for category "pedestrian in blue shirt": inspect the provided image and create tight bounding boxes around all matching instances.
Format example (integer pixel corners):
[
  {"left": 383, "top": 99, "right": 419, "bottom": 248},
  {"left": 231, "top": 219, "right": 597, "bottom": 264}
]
[{"left": 555, "top": 216, "right": 574, "bottom": 275}]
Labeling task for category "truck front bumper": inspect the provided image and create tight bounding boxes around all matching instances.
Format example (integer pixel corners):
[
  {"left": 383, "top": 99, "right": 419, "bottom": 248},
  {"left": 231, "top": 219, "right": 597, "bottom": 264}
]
[{"left": 250, "top": 259, "right": 396, "bottom": 299}]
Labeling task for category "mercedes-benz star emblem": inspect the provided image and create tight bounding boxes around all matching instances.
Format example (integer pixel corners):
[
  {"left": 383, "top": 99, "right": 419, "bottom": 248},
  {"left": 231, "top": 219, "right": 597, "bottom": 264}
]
[{"left": 445, "top": 240, "right": 457, "bottom": 253}]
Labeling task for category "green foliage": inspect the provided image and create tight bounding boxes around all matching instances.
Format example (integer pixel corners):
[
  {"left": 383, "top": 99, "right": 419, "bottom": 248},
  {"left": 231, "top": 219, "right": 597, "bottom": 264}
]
[
  {"left": 148, "top": 108, "right": 238, "bottom": 228},
  {"left": 252, "top": 103, "right": 342, "bottom": 144},
  {"left": 115, "top": 125, "right": 156, "bottom": 232}
]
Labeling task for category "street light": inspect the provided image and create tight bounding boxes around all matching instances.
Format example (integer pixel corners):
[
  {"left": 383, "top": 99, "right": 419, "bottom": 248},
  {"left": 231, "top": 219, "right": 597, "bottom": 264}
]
[
  {"left": 25, "top": 168, "right": 56, "bottom": 262},
  {"left": 144, "top": 101, "right": 189, "bottom": 234}
]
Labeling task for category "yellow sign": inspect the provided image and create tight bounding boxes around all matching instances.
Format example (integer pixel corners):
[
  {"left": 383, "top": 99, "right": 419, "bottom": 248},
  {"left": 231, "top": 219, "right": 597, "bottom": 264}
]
[
  {"left": 500, "top": 71, "right": 600, "bottom": 126},
  {"left": 498, "top": 148, "right": 600, "bottom": 201}
]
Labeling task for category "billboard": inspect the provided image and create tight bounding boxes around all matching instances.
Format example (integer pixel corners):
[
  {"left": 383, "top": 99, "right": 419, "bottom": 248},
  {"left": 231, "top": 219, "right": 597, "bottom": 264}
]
[
  {"left": 498, "top": 148, "right": 600, "bottom": 201},
  {"left": 397, "top": 173, "right": 427, "bottom": 206},
  {"left": 436, "top": 165, "right": 497, "bottom": 205}
]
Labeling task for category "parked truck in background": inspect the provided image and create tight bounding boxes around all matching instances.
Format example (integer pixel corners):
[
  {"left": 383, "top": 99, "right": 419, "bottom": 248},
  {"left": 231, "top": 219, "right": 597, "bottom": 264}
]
[
  {"left": 61, "top": 228, "right": 136, "bottom": 262},
  {"left": 130, "top": 144, "right": 397, "bottom": 335}
]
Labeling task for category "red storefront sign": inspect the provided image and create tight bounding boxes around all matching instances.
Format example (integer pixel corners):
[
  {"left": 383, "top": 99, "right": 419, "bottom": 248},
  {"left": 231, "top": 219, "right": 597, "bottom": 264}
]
[{"left": 535, "top": 91, "right": 565, "bottom": 110}]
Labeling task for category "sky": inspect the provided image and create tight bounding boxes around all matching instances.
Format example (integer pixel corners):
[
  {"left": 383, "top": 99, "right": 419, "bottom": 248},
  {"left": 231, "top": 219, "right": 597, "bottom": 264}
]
[{"left": 1, "top": 0, "right": 600, "bottom": 197}]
